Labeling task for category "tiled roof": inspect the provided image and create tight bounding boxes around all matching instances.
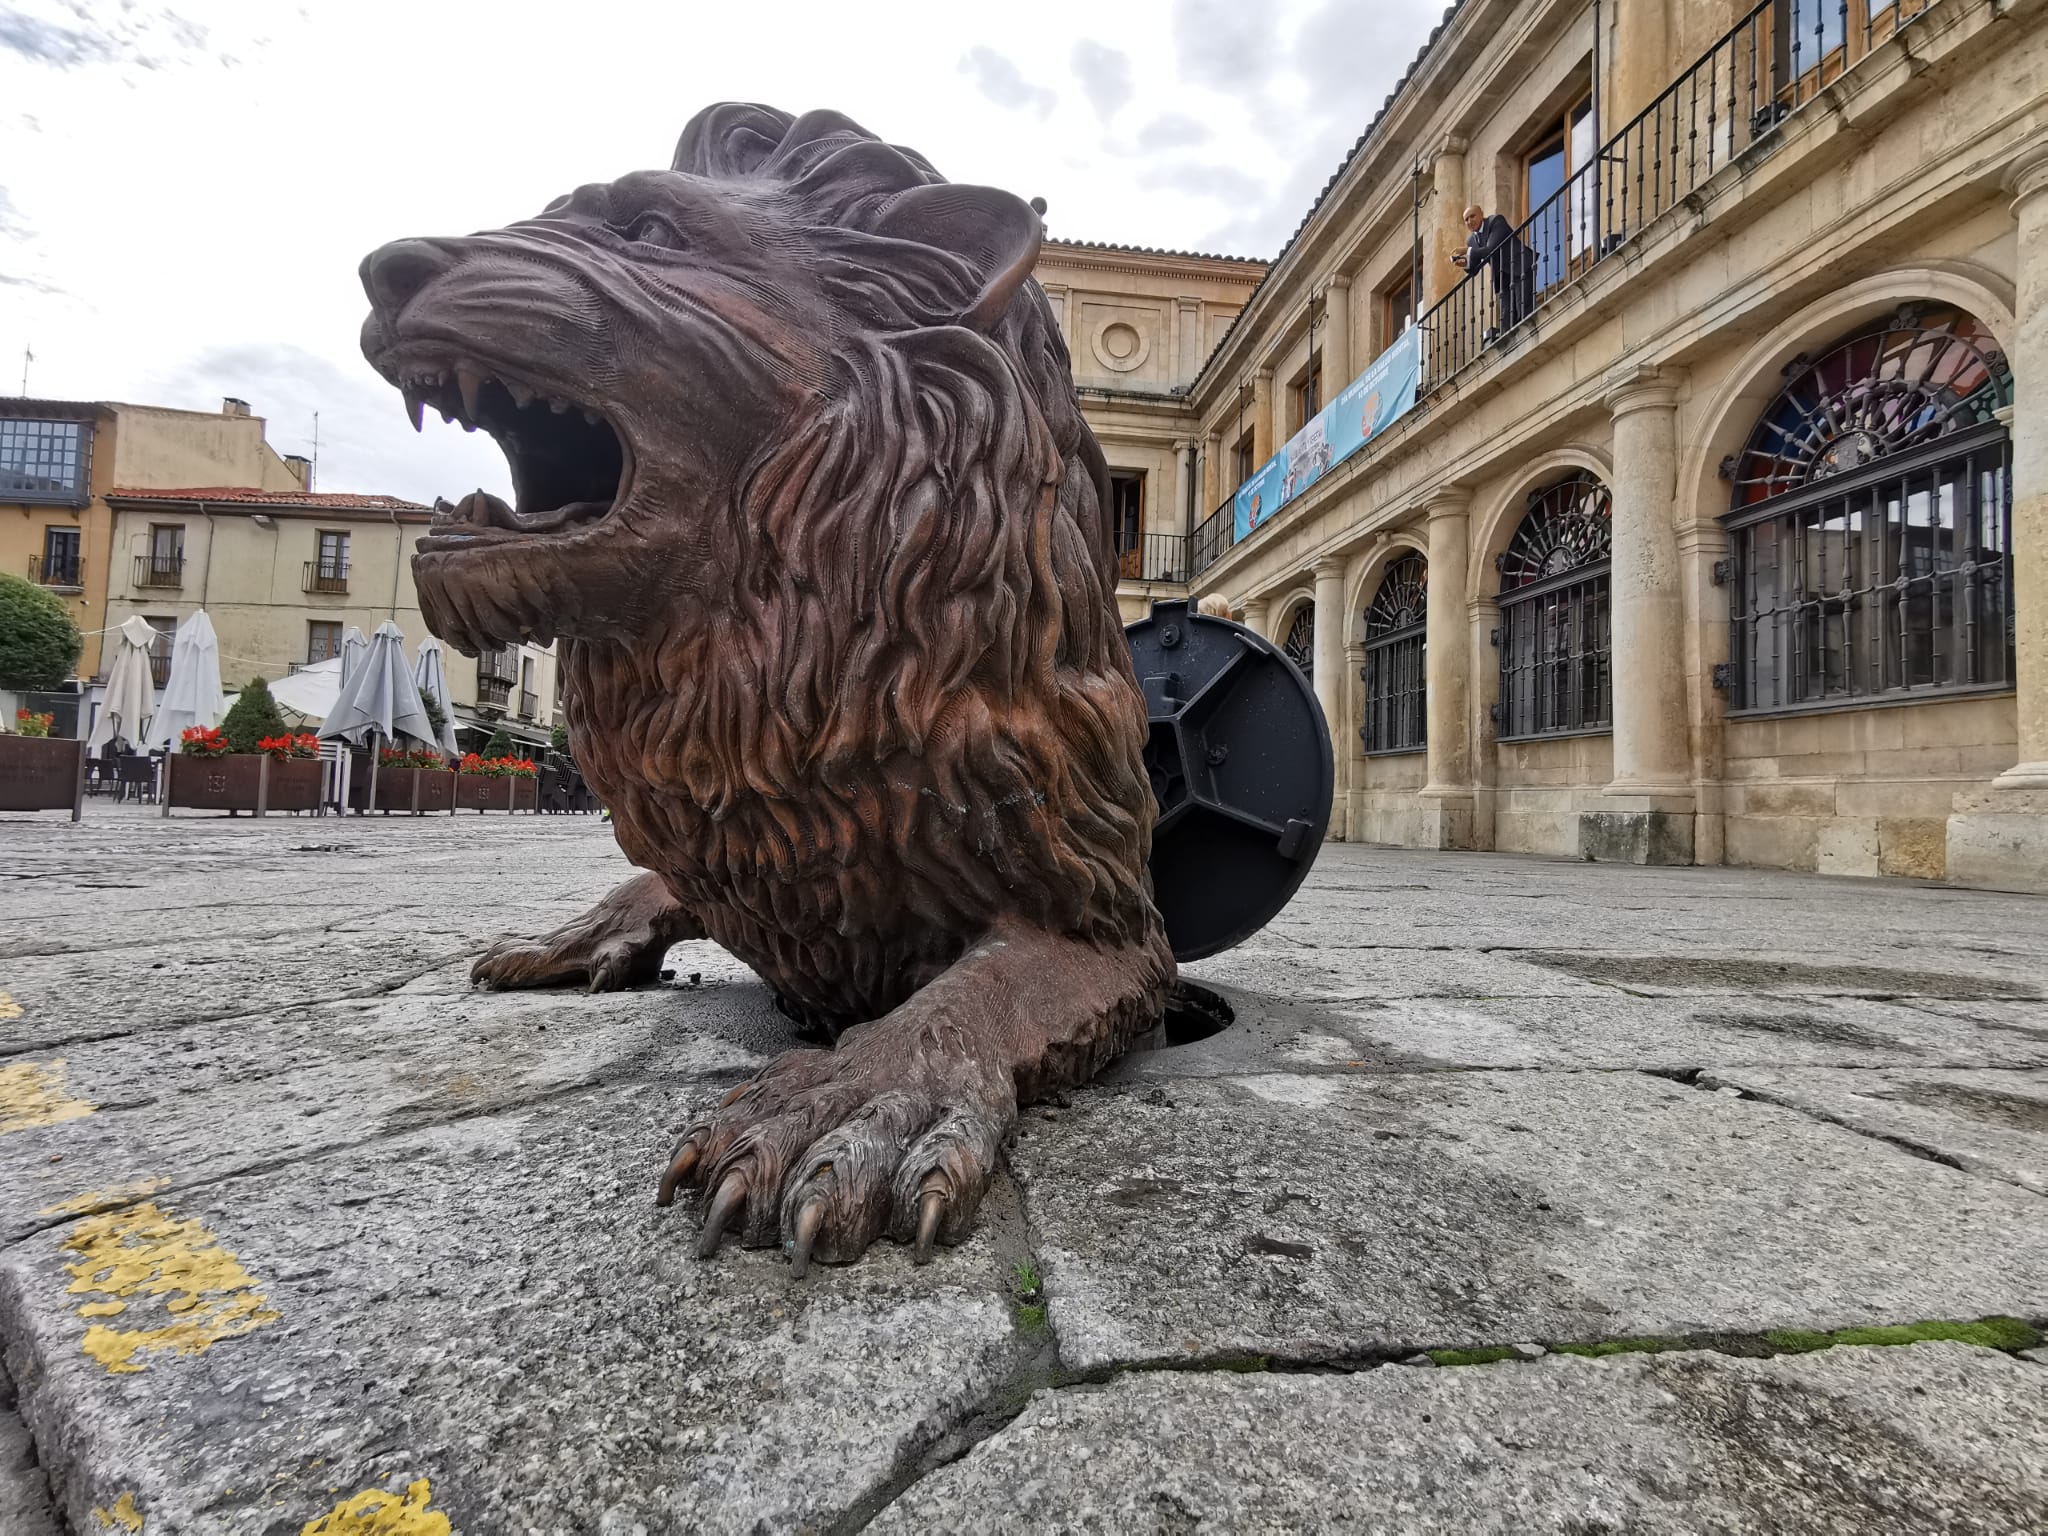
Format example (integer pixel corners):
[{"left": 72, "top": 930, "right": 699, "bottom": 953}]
[
  {"left": 107, "top": 486, "right": 429, "bottom": 511},
  {"left": 1194, "top": 0, "right": 1470, "bottom": 393},
  {"left": 1043, "top": 237, "right": 1268, "bottom": 266}
]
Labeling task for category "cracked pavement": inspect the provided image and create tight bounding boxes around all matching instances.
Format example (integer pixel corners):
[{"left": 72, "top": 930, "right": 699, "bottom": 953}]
[{"left": 2, "top": 805, "right": 2046, "bottom": 1532}]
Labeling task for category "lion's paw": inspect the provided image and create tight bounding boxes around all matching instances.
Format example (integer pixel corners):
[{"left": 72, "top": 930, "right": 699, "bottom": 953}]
[{"left": 656, "top": 1035, "right": 1012, "bottom": 1273}]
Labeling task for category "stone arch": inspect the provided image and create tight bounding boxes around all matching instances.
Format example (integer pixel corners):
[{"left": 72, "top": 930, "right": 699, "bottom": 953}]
[
  {"left": 1345, "top": 532, "right": 1430, "bottom": 637},
  {"left": 1273, "top": 590, "right": 1317, "bottom": 662},
  {"left": 1468, "top": 448, "right": 1615, "bottom": 605},
  {"left": 1676, "top": 265, "right": 2018, "bottom": 536}
]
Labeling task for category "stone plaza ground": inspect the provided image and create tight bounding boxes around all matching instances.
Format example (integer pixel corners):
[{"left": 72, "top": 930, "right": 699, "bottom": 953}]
[{"left": 1, "top": 806, "right": 2045, "bottom": 1533}]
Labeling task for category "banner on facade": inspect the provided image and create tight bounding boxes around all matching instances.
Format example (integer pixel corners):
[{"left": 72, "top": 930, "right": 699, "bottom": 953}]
[{"left": 1234, "top": 325, "right": 1422, "bottom": 542}]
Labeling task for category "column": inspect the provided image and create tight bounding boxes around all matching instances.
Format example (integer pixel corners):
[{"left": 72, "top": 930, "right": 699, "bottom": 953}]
[
  {"left": 1422, "top": 136, "right": 1469, "bottom": 311},
  {"left": 1242, "top": 596, "right": 1271, "bottom": 640},
  {"left": 1176, "top": 297, "right": 1203, "bottom": 383},
  {"left": 1172, "top": 440, "right": 1194, "bottom": 538},
  {"left": 1597, "top": 366, "right": 1694, "bottom": 864},
  {"left": 1607, "top": 0, "right": 1671, "bottom": 126},
  {"left": 1419, "top": 491, "right": 1476, "bottom": 850},
  {"left": 1042, "top": 283, "right": 1071, "bottom": 349},
  {"left": 1948, "top": 146, "right": 2048, "bottom": 891},
  {"left": 1312, "top": 558, "right": 1347, "bottom": 758},
  {"left": 1203, "top": 430, "right": 1222, "bottom": 515},
  {"left": 1252, "top": 367, "right": 1275, "bottom": 464},
  {"left": 1344, "top": 638, "right": 1368, "bottom": 841},
  {"left": 1323, "top": 274, "right": 1353, "bottom": 388}
]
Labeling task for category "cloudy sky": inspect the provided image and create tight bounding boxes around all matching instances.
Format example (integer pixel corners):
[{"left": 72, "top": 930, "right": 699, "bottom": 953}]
[{"left": 1, "top": 0, "right": 1443, "bottom": 503}]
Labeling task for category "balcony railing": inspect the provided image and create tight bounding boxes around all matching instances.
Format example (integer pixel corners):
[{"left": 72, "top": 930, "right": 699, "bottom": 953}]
[
  {"left": 1112, "top": 531, "right": 1194, "bottom": 586},
  {"left": 518, "top": 689, "right": 538, "bottom": 719},
  {"left": 1419, "top": 0, "right": 1935, "bottom": 392},
  {"left": 1185, "top": 0, "right": 1936, "bottom": 587},
  {"left": 476, "top": 675, "right": 511, "bottom": 707},
  {"left": 134, "top": 553, "right": 185, "bottom": 589},
  {"left": 149, "top": 651, "right": 172, "bottom": 688},
  {"left": 303, "top": 559, "right": 350, "bottom": 594},
  {"left": 30, "top": 553, "right": 82, "bottom": 589}
]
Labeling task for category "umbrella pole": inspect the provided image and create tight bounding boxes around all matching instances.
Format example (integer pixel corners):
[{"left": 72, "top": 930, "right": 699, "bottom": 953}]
[{"left": 366, "top": 729, "right": 379, "bottom": 817}]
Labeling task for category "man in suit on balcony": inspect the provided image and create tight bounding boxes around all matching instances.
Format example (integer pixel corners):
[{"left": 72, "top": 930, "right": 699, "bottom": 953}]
[{"left": 1451, "top": 203, "right": 1536, "bottom": 337}]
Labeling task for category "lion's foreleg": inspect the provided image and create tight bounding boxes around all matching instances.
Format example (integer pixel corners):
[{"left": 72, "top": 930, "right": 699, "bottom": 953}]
[
  {"left": 472, "top": 871, "right": 704, "bottom": 992},
  {"left": 658, "top": 919, "right": 1173, "bottom": 1270}
]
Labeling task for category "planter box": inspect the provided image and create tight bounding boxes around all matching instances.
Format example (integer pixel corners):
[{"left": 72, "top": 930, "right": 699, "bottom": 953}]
[
  {"left": 350, "top": 764, "right": 455, "bottom": 814},
  {"left": 454, "top": 773, "right": 539, "bottom": 812},
  {"left": 0, "top": 735, "right": 85, "bottom": 818},
  {"left": 165, "top": 753, "right": 323, "bottom": 815}
]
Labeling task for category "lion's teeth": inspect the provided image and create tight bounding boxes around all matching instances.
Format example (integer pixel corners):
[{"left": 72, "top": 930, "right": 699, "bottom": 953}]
[
  {"left": 548, "top": 398, "right": 569, "bottom": 415},
  {"left": 582, "top": 408, "right": 601, "bottom": 426},
  {"left": 455, "top": 364, "right": 484, "bottom": 424},
  {"left": 438, "top": 406, "right": 456, "bottom": 425},
  {"left": 508, "top": 381, "right": 535, "bottom": 408},
  {"left": 403, "top": 387, "right": 424, "bottom": 433}
]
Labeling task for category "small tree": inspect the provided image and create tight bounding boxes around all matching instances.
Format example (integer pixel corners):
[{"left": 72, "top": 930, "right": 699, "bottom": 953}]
[
  {"left": 0, "top": 573, "right": 83, "bottom": 691},
  {"left": 220, "top": 676, "right": 288, "bottom": 753},
  {"left": 549, "top": 722, "right": 569, "bottom": 755},
  {"left": 483, "top": 728, "right": 514, "bottom": 760}
]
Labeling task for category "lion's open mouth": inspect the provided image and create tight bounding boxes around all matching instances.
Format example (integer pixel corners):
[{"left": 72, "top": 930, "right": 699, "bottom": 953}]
[{"left": 398, "top": 359, "right": 628, "bottom": 548}]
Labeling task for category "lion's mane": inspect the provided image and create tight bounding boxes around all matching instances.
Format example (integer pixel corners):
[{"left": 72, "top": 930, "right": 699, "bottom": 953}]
[{"left": 562, "top": 106, "right": 1165, "bottom": 1027}]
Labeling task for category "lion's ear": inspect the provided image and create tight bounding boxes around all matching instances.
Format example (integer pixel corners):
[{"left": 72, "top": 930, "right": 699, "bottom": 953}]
[{"left": 873, "top": 185, "right": 1042, "bottom": 333}]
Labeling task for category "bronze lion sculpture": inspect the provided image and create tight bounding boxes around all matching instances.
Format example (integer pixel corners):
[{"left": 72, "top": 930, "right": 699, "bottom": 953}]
[{"left": 359, "top": 104, "right": 1173, "bottom": 1271}]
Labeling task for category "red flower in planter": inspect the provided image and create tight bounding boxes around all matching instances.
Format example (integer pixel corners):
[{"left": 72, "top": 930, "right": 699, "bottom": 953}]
[{"left": 179, "top": 726, "right": 228, "bottom": 757}]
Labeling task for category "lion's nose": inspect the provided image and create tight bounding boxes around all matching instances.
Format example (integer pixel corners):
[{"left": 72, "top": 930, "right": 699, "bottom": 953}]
[{"left": 360, "top": 238, "right": 456, "bottom": 315}]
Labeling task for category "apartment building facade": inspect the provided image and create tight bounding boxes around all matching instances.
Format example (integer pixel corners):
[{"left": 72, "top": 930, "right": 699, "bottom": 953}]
[
  {"left": 1069, "top": 0, "right": 2045, "bottom": 891},
  {"left": 100, "top": 485, "right": 563, "bottom": 750}
]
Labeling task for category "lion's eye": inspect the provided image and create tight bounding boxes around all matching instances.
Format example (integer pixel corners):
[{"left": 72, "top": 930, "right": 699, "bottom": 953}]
[{"left": 627, "top": 216, "right": 677, "bottom": 249}]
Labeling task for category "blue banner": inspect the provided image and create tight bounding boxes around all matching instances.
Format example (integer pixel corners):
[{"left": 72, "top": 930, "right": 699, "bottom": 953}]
[{"left": 1234, "top": 325, "right": 1422, "bottom": 542}]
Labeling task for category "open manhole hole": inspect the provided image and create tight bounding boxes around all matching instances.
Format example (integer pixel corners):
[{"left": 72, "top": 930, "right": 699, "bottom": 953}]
[{"left": 1159, "top": 979, "right": 1234, "bottom": 1046}]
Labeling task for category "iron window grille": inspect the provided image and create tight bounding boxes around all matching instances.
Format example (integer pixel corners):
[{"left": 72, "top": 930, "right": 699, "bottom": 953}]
[
  {"left": 0, "top": 418, "right": 90, "bottom": 505},
  {"left": 1721, "top": 306, "right": 2014, "bottom": 715},
  {"left": 1494, "top": 472, "right": 1613, "bottom": 740},
  {"left": 1282, "top": 604, "right": 1315, "bottom": 680},
  {"left": 35, "top": 527, "right": 83, "bottom": 589},
  {"left": 1361, "top": 553, "right": 1428, "bottom": 754}
]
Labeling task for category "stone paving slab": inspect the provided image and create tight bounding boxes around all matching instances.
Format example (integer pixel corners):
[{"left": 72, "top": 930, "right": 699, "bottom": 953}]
[
  {"left": 871, "top": 1342, "right": 2048, "bottom": 1533},
  {"left": 1012, "top": 1072, "right": 2048, "bottom": 1372},
  {"left": 1704, "top": 1067, "right": 2048, "bottom": 1196},
  {"left": 0, "top": 1078, "right": 1026, "bottom": 1536},
  {"left": 0, "top": 986, "right": 770, "bottom": 1244},
  {"left": 1114, "top": 989, "right": 2048, "bottom": 1078}
]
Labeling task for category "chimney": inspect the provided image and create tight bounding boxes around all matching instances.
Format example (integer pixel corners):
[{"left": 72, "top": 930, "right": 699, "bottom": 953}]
[
  {"left": 221, "top": 397, "right": 250, "bottom": 417},
  {"left": 283, "top": 453, "right": 313, "bottom": 491}
]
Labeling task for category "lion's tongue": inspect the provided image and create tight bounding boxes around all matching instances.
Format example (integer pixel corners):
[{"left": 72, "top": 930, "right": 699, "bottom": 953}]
[{"left": 445, "top": 490, "right": 604, "bottom": 533}]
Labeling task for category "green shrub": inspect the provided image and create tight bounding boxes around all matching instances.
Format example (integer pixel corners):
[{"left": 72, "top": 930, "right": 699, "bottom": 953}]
[
  {"left": 483, "top": 728, "right": 514, "bottom": 759},
  {"left": 220, "top": 676, "right": 288, "bottom": 753},
  {"left": 0, "top": 573, "right": 83, "bottom": 690}
]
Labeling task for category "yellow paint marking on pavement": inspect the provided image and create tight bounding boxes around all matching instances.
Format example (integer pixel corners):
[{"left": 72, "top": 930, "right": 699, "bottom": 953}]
[
  {"left": 0, "top": 989, "right": 22, "bottom": 1019},
  {"left": 0, "top": 1058, "right": 94, "bottom": 1135},
  {"left": 60, "top": 1202, "right": 279, "bottom": 1373},
  {"left": 93, "top": 1491, "right": 145, "bottom": 1530},
  {"left": 40, "top": 1178, "right": 170, "bottom": 1217},
  {"left": 300, "top": 1478, "right": 453, "bottom": 1535}
]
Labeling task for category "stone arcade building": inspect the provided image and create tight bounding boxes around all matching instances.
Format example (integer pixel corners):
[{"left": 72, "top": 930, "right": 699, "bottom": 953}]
[{"left": 1038, "top": 0, "right": 2047, "bottom": 891}]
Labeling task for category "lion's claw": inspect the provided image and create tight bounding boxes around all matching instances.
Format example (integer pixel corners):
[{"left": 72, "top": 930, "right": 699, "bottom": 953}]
[{"left": 663, "top": 1034, "right": 1014, "bottom": 1273}]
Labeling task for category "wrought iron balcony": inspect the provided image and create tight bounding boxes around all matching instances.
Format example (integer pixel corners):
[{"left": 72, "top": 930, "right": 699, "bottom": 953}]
[
  {"left": 134, "top": 553, "right": 185, "bottom": 589},
  {"left": 1113, "top": 531, "right": 1192, "bottom": 586},
  {"left": 30, "top": 553, "right": 82, "bottom": 590},
  {"left": 149, "top": 651, "right": 172, "bottom": 688},
  {"left": 303, "top": 558, "right": 350, "bottom": 594},
  {"left": 1189, "top": 497, "right": 1237, "bottom": 581},
  {"left": 1418, "top": 0, "right": 1937, "bottom": 394},
  {"left": 476, "top": 675, "right": 511, "bottom": 707}
]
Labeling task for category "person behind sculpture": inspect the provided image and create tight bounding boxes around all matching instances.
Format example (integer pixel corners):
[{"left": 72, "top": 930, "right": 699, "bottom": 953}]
[
  {"left": 1450, "top": 203, "right": 1535, "bottom": 335},
  {"left": 1197, "top": 592, "right": 1233, "bottom": 620},
  {"left": 359, "top": 103, "right": 1174, "bottom": 1275}
]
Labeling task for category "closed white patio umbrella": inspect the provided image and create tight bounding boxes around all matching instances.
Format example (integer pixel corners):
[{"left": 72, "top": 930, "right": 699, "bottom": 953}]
[
  {"left": 411, "top": 637, "right": 461, "bottom": 758},
  {"left": 318, "top": 621, "right": 437, "bottom": 811},
  {"left": 87, "top": 616, "right": 159, "bottom": 752},
  {"left": 145, "top": 611, "right": 226, "bottom": 749},
  {"left": 339, "top": 625, "right": 370, "bottom": 695}
]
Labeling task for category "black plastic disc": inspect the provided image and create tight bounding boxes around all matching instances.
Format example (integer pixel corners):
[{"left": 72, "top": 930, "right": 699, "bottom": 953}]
[{"left": 1125, "top": 597, "right": 1334, "bottom": 962}]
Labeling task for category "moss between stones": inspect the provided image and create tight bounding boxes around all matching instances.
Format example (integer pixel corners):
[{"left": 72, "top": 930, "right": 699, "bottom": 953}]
[
  {"left": 1426, "top": 1345, "right": 1522, "bottom": 1367},
  {"left": 1014, "top": 1303, "right": 1048, "bottom": 1333},
  {"left": 1430, "top": 1317, "right": 2041, "bottom": 1368}
]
